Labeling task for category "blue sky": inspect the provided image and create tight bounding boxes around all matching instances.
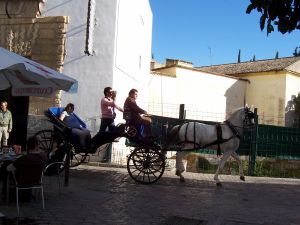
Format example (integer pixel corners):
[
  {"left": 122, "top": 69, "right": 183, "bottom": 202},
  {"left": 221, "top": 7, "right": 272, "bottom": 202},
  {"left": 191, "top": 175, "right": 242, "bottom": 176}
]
[{"left": 150, "top": 0, "right": 300, "bottom": 67}]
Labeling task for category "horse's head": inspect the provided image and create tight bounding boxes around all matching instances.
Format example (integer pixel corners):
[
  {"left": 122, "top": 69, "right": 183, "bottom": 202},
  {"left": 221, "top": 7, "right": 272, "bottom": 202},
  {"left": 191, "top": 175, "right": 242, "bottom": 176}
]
[
  {"left": 243, "top": 106, "right": 255, "bottom": 129},
  {"left": 227, "top": 107, "right": 255, "bottom": 130}
]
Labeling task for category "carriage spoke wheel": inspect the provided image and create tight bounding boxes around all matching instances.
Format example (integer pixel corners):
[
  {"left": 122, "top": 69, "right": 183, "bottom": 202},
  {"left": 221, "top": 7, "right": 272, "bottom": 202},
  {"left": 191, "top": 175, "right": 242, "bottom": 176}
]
[
  {"left": 127, "top": 147, "right": 165, "bottom": 184},
  {"left": 35, "top": 129, "right": 87, "bottom": 170},
  {"left": 35, "top": 129, "right": 57, "bottom": 154},
  {"left": 68, "top": 145, "right": 88, "bottom": 167}
]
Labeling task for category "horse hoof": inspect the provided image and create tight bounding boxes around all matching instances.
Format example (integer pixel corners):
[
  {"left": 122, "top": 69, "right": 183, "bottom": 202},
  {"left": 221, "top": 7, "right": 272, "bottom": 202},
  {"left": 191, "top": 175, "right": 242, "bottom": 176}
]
[
  {"left": 216, "top": 182, "right": 222, "bottom": 187},
  {"left": 180, "top": 177, "right": 185, "bottom": 183},
  {"left": 240, "top": 176, "right": 245, "bottom": 181}
]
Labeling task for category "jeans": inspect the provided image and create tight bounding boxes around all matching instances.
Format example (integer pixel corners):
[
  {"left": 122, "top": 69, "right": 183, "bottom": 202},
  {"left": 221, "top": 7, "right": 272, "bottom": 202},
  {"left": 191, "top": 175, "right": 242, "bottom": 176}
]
[
  {"left": 100, "top": 118, "right": 115, "bottom": 132},
  {"left": 99, "top": 118, "right": 115, "bottom": 162}
]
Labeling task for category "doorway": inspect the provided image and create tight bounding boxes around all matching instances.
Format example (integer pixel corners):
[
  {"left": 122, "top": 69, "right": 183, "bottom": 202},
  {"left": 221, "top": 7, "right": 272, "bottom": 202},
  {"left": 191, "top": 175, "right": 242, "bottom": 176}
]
[{"left": 0, "top": 89, "right": 29, "bottom": 150}]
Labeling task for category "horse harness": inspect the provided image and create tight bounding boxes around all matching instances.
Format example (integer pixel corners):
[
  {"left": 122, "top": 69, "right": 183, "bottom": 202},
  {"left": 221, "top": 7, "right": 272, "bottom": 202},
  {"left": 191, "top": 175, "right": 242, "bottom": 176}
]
[{"left": 180, "top": 120, "right": 241, "bottom": 156}]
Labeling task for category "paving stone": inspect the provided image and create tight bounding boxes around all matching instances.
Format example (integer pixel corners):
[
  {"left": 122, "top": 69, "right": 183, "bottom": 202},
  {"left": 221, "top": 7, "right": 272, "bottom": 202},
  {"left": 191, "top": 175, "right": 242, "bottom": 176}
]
[
  {"left": 162, "top": 216, "right": 207, "bottom": 225},
  {"left": 0, "top": 165, "right": 299, "bottom": 225}
]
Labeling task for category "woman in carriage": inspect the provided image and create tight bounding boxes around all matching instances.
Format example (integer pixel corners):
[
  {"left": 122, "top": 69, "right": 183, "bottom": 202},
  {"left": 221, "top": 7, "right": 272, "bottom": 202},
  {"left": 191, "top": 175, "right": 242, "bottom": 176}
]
[{"left": 59, "top": 103, "right": 91, "bottom": 150}]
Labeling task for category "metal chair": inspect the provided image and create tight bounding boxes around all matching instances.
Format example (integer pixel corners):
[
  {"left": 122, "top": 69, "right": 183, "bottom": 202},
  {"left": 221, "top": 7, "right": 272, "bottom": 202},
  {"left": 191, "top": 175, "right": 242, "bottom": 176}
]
[
  {"left": 7, "top": 162, "right": 45, "bottom": 217},
  {"left": 43, "top": 161, "right": 65, "bottom": 193}
]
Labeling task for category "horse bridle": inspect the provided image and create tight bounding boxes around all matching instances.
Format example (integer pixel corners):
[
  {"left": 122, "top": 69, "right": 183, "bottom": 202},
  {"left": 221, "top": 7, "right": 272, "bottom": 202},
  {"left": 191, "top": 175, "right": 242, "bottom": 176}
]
[
  {"left": 224, "top": 107, "right": 255, "bottom": 139},
  {"left": 243, "top": 107, "right": 255, "bottom": 128}
]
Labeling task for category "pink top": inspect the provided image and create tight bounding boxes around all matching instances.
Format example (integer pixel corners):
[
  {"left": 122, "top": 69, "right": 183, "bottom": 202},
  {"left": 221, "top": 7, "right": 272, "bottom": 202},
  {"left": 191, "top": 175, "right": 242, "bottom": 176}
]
[{"left": 101, "top": 97, "right": 123, "bottom": 118}]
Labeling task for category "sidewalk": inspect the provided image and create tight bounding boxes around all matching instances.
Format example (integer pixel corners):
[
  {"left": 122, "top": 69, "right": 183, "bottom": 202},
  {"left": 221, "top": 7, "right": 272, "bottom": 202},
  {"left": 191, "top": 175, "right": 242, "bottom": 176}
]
[{"left": 1, "top": 164, "right": 300, "bottom": 225}]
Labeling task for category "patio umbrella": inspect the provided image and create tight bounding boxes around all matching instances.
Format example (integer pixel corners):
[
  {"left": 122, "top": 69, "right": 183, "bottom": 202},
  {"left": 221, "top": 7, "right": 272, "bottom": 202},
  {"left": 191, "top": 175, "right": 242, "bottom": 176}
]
[{"left": 0, "top": 47, "right": 77, "bottom": 97}]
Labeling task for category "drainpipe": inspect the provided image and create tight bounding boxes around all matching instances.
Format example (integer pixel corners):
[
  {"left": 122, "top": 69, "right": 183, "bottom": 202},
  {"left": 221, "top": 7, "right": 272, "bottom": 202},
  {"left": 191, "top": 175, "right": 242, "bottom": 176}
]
[{"left": 85, "top": 0, "right": 96, "bottom": 56}]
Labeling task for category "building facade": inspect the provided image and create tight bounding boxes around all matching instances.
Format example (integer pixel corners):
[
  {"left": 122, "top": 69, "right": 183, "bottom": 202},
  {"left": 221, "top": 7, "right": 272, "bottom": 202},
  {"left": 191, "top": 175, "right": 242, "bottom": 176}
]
[
  {"left": 198, "top": 57, "right": 300, "bottom": 126},
  {"left": 150, "top": 59, "right": 248, "bottom": 122},
  {"left": 41, "top": 0, "right": 153, "bottom": 164},
  {"left": 0, "top": 0, "right": 68, "bottom": 148},
  {"left": 42, "top": 0, "right": 153, "bottom": 134},
  {"left": 0, "top": 0, "right": 153, "bottom": 151}
]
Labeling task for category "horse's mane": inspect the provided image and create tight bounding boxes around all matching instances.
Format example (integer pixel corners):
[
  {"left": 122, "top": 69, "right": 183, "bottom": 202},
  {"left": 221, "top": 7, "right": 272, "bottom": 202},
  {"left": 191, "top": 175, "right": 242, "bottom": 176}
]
[{"left": 226, "top": 107, "right": 245, "bottom": 121}]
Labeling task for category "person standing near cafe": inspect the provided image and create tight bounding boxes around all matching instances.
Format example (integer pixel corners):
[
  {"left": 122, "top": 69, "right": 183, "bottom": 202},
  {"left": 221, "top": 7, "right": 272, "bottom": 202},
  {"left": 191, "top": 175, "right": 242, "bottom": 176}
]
[{"left": 0, "top": 101, "right": 13, "bottom": 148}]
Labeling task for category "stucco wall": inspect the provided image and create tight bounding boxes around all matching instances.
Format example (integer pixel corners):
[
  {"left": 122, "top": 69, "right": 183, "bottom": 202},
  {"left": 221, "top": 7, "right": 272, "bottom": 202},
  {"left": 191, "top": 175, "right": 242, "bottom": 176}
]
[
  {"left": 286, "top": 73, "right": 300, "bottom": 103},
  {"left": 245, "top": 71, "right": 286, "bottom": 126},
  {"left": 0, "top": 16, "right": 68, "bottom": 138},
  {"left": 113, "top": 0, "right": 152, "bottom": 124},
  {"left": 148, "top": 68, "right": 246, "bottom": 121}
]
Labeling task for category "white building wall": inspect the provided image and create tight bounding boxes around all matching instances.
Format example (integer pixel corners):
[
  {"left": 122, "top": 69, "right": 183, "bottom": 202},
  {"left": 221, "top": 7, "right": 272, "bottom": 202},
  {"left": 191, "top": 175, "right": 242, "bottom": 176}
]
[
  {"left": 286, "top": 73, "right": 300, "bottom": 105},
  {"left": 148, "top": 69, "right": 246, "bottom": 122},
  {"left": 113, "top": 0, "right": 153, "bottom": 124},
  {"left": 42, "top": 0, "right": 152, "bottom": 134}
]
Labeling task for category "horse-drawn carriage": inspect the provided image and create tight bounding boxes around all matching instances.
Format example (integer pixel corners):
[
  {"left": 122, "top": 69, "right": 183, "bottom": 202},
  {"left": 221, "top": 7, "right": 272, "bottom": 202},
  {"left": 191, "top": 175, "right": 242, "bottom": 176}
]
[{"left": 35, "top": 106, "right": 255, "bottom": 186}]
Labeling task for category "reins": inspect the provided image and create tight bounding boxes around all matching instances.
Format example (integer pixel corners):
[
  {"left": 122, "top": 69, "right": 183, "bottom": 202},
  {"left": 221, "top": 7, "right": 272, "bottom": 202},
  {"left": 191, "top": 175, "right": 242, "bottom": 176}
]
[{"left": 224, "top": 120, "right": 241, "bottom": 139}]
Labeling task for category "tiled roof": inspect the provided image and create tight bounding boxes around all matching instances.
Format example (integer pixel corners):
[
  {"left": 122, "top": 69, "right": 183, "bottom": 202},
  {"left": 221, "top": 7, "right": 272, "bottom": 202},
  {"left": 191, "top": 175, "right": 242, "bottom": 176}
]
[{"left": 196, "top": 57, "right": 300, "bottom": 75}]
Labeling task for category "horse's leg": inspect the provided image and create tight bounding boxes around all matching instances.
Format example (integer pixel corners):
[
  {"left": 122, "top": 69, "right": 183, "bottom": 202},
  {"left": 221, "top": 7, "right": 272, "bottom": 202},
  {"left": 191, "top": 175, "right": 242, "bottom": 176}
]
[
  {"left": 231, "top": 151, "right": 245, "bottom": 181},
  {"left": 175, "top": 151, "right": 188, "bottom": 182},
  {"left": 214, "top": 151, "right": 231, "bottom": 186}
]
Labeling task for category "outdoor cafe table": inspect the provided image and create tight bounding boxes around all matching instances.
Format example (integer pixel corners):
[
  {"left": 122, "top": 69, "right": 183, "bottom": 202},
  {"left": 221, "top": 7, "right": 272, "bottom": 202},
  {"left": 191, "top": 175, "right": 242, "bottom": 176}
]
[{"left": 0, "top": 154, "right": 17, "bottom": 163}]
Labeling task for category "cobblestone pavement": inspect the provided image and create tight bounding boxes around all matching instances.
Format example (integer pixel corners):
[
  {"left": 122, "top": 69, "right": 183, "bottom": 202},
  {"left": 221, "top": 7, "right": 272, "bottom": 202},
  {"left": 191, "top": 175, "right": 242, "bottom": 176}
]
[{"left": 1, "top": 165, "right": 300, "bottom": 225}]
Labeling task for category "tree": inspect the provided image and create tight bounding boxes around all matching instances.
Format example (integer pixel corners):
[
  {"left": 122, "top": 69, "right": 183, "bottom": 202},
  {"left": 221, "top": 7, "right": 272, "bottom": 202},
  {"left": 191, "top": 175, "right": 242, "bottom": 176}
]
[
  {"left": 252, "top": 55, "right": 256, "bottom": 61},
  {"left": 237, "top": 49, "right": 241, "bottom": 63},
  {"left": 246, "top": 0, "right": 300, "bottom": 35},
  {"left": 275, "top": 51, "right": 279, "bottom": 59},
  {"left": 293, "top": 47, "right": 300, "bottom": 56},
  {"left": 293, "top": 94, "right": 300, "bottom": 113},
  {"left": 293, "top": 94, "right": 300, "bottom": 127}
]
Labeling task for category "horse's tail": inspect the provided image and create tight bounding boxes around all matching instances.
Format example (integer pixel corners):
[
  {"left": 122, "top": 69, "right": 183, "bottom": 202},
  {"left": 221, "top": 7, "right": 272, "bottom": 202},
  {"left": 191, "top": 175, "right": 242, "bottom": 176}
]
[{"left": 163, "top": 125, "right": 180, "bottom": 149}]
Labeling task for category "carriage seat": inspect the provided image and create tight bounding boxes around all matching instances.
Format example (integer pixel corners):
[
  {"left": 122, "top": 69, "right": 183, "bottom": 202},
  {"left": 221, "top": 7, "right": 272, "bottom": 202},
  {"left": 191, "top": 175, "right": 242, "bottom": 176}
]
[
  {"left": 47, "top": 107, "right": 88, "bottom": 151},
  {"left": 48, "top": 107, "right": 87, "bottom": 129},
  {"left": 123, "top": 112, "right": 144, "bottom": 138}
]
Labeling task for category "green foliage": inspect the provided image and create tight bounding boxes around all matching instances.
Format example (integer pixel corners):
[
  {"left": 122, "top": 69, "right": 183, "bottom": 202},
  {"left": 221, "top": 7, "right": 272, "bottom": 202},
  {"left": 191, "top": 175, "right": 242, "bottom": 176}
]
[
  {"left": 246, "top": 0, "right": 300, "bottom": 35},
  {"left": 254, "top": 159, "right": 300, "bottom": 178},
  {"left": 293, "top": 47, "right": 300, "bottom": 56},
  {"left": 293, "top": 93, "right": 300, "bottom": 116},
  {"left": 196, "top": 155, "right": 300, "bottom": 178},
  {"left": 237, "top": 49, "right": 241, "bottom": 63}
]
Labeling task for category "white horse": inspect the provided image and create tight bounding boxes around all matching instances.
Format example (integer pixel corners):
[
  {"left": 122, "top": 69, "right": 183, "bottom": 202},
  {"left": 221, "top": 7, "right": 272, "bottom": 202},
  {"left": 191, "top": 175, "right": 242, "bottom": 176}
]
[{"left": 164, "top": 107, "right": 255, "bottom": 186}]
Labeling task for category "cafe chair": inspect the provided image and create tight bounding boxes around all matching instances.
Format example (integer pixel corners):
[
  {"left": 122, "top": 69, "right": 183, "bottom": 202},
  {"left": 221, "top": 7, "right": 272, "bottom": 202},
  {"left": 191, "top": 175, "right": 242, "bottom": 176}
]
[
  {"left": 7, "top": 162, "right": 45, "bottom": 217},
  {"left": 43, "top": 161, "right": 65, "bottom": 193}
]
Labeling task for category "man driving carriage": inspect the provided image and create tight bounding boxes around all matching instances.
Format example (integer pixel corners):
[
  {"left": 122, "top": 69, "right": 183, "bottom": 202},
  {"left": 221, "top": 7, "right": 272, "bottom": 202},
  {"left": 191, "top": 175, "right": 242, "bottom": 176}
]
[{"left": 123, "top": 88, "right": 153, "bottom": 138}]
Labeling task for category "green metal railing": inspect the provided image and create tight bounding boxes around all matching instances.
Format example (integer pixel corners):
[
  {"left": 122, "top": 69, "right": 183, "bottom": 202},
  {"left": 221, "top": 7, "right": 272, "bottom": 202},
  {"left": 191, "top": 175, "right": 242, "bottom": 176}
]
[
  {"left": 151, "top": 113, "right": 300, "bottom": 159},
  {"left": 150, "top": 108, "right": 300, "bottom": 178}
]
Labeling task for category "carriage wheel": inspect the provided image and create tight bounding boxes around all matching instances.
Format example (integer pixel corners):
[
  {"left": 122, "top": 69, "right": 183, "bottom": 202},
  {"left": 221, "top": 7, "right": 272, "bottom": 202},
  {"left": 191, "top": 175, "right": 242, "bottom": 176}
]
[
  {"left": 127, "top": 147, "right": 165, "bottom": 184},
  {"left": 67, "top": 144, "right": 88, "bottom": 167},
  {"left": 35, "top": 129, "right": 87, "bottom": 169},
  {"left": 35, "top": 129, "right": 58, "bottom": 153}
]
